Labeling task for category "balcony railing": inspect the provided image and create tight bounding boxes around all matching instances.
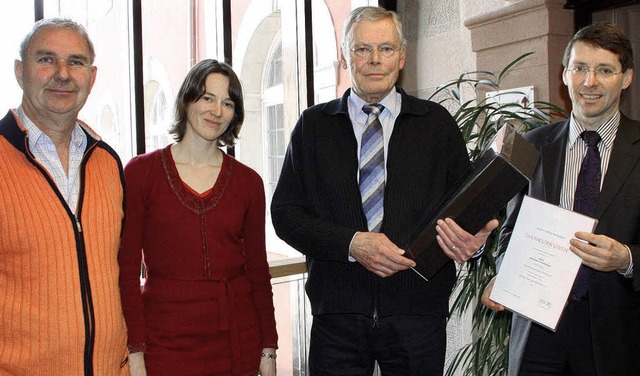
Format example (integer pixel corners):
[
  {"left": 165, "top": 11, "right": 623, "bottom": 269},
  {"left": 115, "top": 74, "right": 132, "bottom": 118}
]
[{"left": 269, "top": 256, "right": 307, "bottom": 278}]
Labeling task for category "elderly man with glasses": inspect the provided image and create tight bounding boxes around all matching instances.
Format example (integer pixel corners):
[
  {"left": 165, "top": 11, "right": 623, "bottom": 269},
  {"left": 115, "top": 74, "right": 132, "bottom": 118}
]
[{"left": 271, "top": 6, "right": 498, "bottom": 376}]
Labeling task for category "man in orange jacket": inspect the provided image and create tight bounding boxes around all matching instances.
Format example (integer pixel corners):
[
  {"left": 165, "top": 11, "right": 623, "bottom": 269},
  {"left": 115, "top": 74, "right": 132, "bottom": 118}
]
[{"left": 0, "top": 18, "right": 129, "bottom": 375}]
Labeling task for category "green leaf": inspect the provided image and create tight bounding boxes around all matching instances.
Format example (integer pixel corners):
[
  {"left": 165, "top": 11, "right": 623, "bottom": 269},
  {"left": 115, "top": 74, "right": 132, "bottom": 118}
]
[{"left": 498, "top": 52, "right": 534, "bottom": 80}]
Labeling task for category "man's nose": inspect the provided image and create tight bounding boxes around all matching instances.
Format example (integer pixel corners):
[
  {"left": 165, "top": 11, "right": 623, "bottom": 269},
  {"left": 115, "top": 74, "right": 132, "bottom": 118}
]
[
  {"left": 583, "top": 69, "right": 599, "bottom": 87},
  {"left": 54, "top": 60, "right": 71, "bottom": 80},
  {"left": 369, "top": 48, "right": 381, "bottom": 63}
]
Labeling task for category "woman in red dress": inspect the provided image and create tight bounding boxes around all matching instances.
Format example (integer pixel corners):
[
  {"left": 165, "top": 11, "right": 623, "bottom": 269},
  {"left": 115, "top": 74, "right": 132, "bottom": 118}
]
[{"left": 119, "top": 59, "right": 278, "bottom": 376}]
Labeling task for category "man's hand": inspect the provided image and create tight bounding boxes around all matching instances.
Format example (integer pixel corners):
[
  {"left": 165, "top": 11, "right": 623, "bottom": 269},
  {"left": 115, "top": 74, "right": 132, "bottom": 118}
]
[
  {"left": 350, "top": 232, "right": 416, "bottom": 278},
  {"left": 481, "top": 277, "right": 506, "bottom": 311},
  {"left": 570, "top": 232, "right": 631, "bottom": 272},
  {"left": 436, "top": 218, "right": 500, "bottom": 263}
]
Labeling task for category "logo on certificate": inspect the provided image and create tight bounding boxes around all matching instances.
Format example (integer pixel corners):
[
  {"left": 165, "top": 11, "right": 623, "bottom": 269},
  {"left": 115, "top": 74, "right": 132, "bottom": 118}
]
[{"left": 538, "top": 299, "right": 552, "bottom": 310}]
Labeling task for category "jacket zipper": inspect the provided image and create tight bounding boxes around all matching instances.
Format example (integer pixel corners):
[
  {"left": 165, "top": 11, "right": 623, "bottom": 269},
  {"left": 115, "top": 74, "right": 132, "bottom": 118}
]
[
  {"left": 372, "top": 279, "right": 380, "bottom": 329},
  {"left": 25, "top": 137, "right": 98, "bottom": 376}
]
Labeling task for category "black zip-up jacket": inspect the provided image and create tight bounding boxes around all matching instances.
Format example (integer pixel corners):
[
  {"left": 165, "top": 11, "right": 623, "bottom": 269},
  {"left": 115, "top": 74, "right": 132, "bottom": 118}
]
[{"left": 271, "top": 87, "right": 469, "bottom": 317}]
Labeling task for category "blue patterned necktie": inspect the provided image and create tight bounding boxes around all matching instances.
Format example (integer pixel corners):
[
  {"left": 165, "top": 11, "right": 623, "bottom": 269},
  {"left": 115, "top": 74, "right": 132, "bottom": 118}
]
[
  {"left": 359, "top": 104, "right": 385, "bottom": 232},
  {"left": 572, "top": 130, "right": 601, "bottom": 298}
]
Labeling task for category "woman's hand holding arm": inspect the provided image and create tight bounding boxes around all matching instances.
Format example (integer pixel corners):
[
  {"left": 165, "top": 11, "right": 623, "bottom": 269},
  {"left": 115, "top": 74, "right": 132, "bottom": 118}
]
[{"left": 128, "top": 352, "right": 147, "bottom": 376}]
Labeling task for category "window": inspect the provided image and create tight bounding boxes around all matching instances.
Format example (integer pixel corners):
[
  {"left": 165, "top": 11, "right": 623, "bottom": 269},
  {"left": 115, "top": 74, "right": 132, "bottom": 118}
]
[
  {"left": 43, "top": 0, "right": 136, "bottom": 163},
  {"left": 147, "top": 86, "right": 171, "bottom": 150},
  {"left": 266, "top": 104, "right": 285, "bottom": 201},
  {"left": 0, "top": 3, "right": 36, "bottom": 116},
  {"left": 312, "top": 0, "right": 339, "bottom": 104},
  {"left": 140, "top": 2, "right": 196, "bottom": 153},
  {"left": 263, "top": 41, "right": 285, "bottom": 203}
]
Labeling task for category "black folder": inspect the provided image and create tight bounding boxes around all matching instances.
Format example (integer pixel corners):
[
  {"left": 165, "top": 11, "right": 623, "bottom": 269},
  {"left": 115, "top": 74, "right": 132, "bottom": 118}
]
[{"left": 405, "top": 125, "right": 539, "bottom": 280}]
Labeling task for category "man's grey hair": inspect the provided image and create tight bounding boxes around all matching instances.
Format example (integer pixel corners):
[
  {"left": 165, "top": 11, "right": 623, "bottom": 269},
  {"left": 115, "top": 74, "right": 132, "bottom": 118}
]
[
  {"left": 341, "top": 6, "right": 407, "bottom": 56},
  {"left": 20, "top": 18, "right": 96, "bottom": 64}
]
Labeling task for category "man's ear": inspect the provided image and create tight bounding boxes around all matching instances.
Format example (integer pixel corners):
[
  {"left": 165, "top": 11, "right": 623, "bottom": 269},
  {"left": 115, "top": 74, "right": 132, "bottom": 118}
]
[
  {"left": 339, "top": 51, "right": 348, "bottom": 69},
  {"left": 14, "top": 60, "right": 24, "bottom": 89},
  {"left": 621, "top": 68, "right": 633, "bottom": 90}
]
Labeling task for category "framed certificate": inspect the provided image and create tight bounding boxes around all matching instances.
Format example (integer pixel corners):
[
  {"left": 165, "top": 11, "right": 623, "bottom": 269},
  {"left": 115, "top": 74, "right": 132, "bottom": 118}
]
[{"left": 490, "top": 195, "right": 597, "bottom": 330}]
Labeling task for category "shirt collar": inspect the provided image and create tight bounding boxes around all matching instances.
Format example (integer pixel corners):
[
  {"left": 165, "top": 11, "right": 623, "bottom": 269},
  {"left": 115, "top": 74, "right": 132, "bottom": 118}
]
[
  {"left": 16, "top": 105, "right": 87, "bottom": 153},
  {"left": 568, "top": 111, "right": 619, "bottom": 150},
  {"left": 348, "top": 89, "right": 401, "bottom": 127}
]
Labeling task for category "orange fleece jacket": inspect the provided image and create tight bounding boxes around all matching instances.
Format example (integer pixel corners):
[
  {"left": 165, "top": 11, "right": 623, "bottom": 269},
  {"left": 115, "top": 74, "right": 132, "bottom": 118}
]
[{"left": 0, "top": 111, "right": 130, "bottom": 375}]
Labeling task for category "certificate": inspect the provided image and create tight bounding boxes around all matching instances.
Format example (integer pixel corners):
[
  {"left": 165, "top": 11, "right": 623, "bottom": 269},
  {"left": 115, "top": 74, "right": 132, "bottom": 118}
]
[{"left": 490, "top": 195, "right": 597, "bottom": 331}]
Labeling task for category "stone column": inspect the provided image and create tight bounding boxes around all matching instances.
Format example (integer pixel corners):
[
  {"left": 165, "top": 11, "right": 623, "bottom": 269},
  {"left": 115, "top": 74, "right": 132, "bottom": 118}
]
[{"left": 465, "top": 0, "right": 574, "bottom": 112}]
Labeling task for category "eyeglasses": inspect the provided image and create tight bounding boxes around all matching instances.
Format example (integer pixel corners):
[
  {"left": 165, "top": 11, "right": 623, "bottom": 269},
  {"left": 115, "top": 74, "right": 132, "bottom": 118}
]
[
  {"left": 566, "top": 65, "right": 622, "bottom": 79},
  {"left": 349, "top": 45, "right": 400, "bottom": 59}
]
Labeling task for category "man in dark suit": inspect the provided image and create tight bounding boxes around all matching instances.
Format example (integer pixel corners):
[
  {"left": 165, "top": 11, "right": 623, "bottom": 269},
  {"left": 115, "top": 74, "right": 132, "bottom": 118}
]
[
  {"left": 271, "top": 6, "right": 498, "bottom": 376},
  {"left": 482, "top": 22, "right": 640, "bottom": 375}
]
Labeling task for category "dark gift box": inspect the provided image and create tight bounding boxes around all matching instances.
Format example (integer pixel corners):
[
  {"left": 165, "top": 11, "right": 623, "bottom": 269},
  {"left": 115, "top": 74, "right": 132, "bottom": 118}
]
[{"left": 405, "top": 125, "right": 539, "bottom": 281}]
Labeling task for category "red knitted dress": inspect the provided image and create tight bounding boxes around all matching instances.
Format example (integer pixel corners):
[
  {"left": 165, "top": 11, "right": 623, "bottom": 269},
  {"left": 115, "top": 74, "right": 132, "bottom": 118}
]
[{"left": 118, "top": 145, "right": 277, "bottom": 376}]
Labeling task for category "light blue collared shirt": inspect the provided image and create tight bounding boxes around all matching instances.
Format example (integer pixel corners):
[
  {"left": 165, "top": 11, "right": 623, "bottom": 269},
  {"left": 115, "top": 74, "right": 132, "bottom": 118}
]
[
  {"left": 348, "top": 89, "right": 402, "bottom": 182},
  {"left": 16, "top": 106, "right": 87, "bottom": 214}
]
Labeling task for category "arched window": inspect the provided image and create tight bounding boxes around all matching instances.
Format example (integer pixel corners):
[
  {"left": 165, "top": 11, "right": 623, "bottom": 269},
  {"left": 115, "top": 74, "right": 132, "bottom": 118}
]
[
  {"left": 147, "top": 88, "right": 171, "bottom": 151},
  {"left": 262, "top": 40, "right": 285, "bottom": 202},
  {"left": 266, "top": 43, "right": 283, "bottom": 88}
]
